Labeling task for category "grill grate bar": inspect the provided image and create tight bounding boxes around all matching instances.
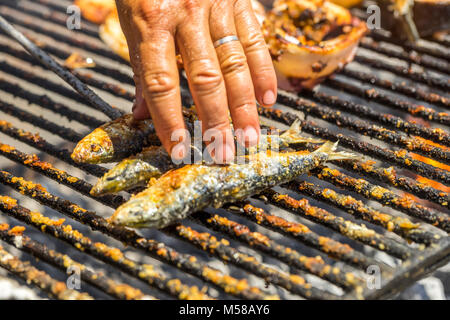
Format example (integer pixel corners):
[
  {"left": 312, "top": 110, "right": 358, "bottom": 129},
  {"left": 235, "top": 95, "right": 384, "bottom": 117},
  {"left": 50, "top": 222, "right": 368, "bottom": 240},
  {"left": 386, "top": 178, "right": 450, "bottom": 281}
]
[
  {"left": 256, "top": 189, "right": 413, "bottom": 258},
  {"left": 0, "top": 193, "right": 216, "bottom": 300},
  {"left": 278, "top": 92, "right": 450, "bottom": 163},
  {"left": 0, "top": 175, "right": 270, "bottom": 299},
  {"left": 0, "top": 224, "right": 154, "bottom": 300},
  {"left": 313, "top": 166, "right": 450, "bottom": 232},
  {"left": 339, "top": 68, "right": 450, "bottom": 109},
  {"left": 0, "top": 241, "right": 92, "bottom": 299},
  {"left": 0, "top": 141, "right": 126, "bottom": 207},
  {"left": 325, "top": 77, "right": 450, "bottom": 127},
  {"left": 0, "top": 77, "right": 103, "bottom": 128},
  {"left": 354, "top": 55, "right": 449, "bottom": 91},
  {"left": 164, "top": 223, "right": 340, "bottom": 299},
  {"left": 286, "top": 180, "right": 440, "bottom": 244},
  {"left": 0, "top": 59, "right": 102, "bottom": 112},
  {"left": 228, "top": 202, "right": 393, "bottom": 273},
  {"left": 0, "top": 119, "right": 107, "bottom": 177},
  {"left": 0, "top": 99, "right": 83, "bottom": 143},
  {"left": 335, "top": 160, "right": 449, "bottom": 210},
  {"left": 359, "top": 37, "right": 450, "bottom": 74},
  {"left": 189, "top": 210, "right": 360, "bottom": 290},
  {"left": 259, "top": 105, "right": 450, "bottom": 185},
  {"left": 301, "top": 88, "right": 449, "bottom": 151}
]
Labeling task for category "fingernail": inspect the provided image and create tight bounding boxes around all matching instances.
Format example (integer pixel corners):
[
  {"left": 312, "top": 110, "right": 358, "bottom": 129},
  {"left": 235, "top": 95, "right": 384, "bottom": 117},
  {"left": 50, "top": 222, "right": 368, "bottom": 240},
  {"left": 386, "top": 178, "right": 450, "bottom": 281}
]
[
  {"left": 131, "top": 99, "right": 137, "bottom": 112},
  {"left": 263, "top": 90, "right": 276, "bottom": 105},
  {"left": 237, "top": 126, "right": 259, "bottom": 147}
]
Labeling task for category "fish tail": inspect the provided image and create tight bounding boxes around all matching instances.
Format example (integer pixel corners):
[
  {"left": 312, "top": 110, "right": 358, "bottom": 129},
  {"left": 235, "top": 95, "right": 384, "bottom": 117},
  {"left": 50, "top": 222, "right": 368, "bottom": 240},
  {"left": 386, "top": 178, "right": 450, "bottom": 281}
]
[
  {"left": 280, "top": 119, "right": 324, "bottom": 144},
  {"left": 315, "top": 141, "right": 358, "bottom": 161}
]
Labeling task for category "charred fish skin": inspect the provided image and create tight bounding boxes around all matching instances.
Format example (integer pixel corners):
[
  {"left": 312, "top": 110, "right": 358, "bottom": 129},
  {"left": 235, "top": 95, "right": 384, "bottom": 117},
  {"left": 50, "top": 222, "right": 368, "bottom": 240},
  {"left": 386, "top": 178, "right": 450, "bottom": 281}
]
[
  {"left": 90, "top": 146, "right": 178, "bottom": 196},
  {"left": 92, "top": 120, "right": 323, "bottom": 196},
  {"left": 71, "top": 114, "right": 156, "bottom": 164},
  {"left": 71, "top": 108, "right": 197, "bottom": 164},
  {"left": 90, "top": 146, "right": 175, "bottom": 196},
  {"left": 110, "top": 141, "right": 356, "bottom": 229}
]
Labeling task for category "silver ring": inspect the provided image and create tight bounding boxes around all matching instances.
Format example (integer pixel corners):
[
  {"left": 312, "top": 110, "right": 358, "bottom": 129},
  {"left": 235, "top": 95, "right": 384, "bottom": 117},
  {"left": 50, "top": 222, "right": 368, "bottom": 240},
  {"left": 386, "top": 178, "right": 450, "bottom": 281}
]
[{"left": 213, "top": 35, "right": 239, "bottom": 48}]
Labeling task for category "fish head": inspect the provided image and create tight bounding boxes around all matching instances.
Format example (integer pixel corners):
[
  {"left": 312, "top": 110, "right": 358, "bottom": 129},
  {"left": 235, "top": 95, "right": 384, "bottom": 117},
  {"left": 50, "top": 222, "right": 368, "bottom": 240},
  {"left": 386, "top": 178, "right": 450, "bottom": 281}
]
[
  {"left": 108, "top": 197, "right": 166, "bottom": 228},
  {"left": 71, "top": 128, "right": 113, "bottom": 164}
]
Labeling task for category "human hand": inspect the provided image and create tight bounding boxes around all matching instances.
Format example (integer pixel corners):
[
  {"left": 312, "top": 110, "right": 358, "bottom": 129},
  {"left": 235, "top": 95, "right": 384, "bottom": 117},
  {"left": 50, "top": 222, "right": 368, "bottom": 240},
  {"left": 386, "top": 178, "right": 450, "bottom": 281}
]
[{"left": 116, "top": 0, "right": 277, "bottom": 163}]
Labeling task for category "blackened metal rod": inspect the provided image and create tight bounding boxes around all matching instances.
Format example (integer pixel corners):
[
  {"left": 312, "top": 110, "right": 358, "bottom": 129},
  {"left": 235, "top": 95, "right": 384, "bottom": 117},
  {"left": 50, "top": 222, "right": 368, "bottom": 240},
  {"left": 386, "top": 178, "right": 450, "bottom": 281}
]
[
  {"left": 0, "top": 244, "right": 93, "bottom": 300},
  {"left": 256, "top": 190, "right": 413, "bottom": 258},
  {"left": 314, "top": 166, "right": 450, "bottom": 232},
  {"left": 287, "top": 181, "right": 441, "bottom": 245},
  {"left": 325, "top": 77, "right": 450, "bottom": 126},
  {"left": 0, "top": 141, "right": 126, "bottom": 207},
  {"left": 0, "top": 99, "right": 83, "bottom": 143},
  {"left": 164, "top": 223, "right": 339, "bottom": 299},
  {"left": 338, "top": 68, "right": 449, "bottom": 109},
  {"left": 301, "top": 88, "right": 449, "bottom": 146},
  {"left": 336, "top": 160, "right": 450, "bottom": 210},
  {"left": 278, "top": 93, "right": 450, "bottom": 163},
  {"left": 230, "top": 202, "right": 393, "bottom": 273},
  {"left": 261, "top": 103, "right": 450, "bottom": 185},
  {"left": 0, "top": 119, "right": 107, "bottom": 178},
  {"left": 0, "top": 171, "right": 271, "bottom": 299},
  {"left": 0, "top": 225, "right": 153, "bottom": 300},
  {"left": 190, "top": 210, "right": 361, "bottom": 290},
  {"left": 0, "top": 14, "right": 123, "bottom": 120},
  {"left": 0, "top": 78, "right": 103, "bottom": 128},
  {"left": 354, "top": 54, "right": 449, "bottom": 91},
  {"left": 0, "top": 195, "right": 214, "bottom": 300},
  {"left": 359, "top": 37, "right": 450, "bottom": 74}
]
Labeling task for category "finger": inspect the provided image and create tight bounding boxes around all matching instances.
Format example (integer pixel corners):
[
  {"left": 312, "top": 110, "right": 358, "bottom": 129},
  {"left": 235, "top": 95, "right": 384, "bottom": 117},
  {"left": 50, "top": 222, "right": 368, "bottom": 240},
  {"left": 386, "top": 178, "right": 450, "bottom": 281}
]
[
  {"left": 176, "top": 8, "right": 235, "bottom": 163},
  {"left": 132, "top": 81, "right": 151, "bottom": 120},
  {"left": 115, "top": 4, "right": 151, "bottom": 120},
  {"left": 138, "top": 29, "right": 187, "bottom": 160},
  {"left": 210, "top": 0, "right": 260, "bottom": 147},
  {"left": 234, "top": 0, "right": 277, "bottom": 107}
]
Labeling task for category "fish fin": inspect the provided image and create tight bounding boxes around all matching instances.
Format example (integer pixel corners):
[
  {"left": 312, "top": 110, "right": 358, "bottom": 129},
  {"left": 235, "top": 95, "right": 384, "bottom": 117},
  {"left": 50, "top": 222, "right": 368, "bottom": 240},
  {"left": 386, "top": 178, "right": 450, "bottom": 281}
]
[
  {"left": 280, "top": 119, "right": 324, "bottom": 144},
  {"left": 315, "top": 141, "right": 359, "bottom": 161}
]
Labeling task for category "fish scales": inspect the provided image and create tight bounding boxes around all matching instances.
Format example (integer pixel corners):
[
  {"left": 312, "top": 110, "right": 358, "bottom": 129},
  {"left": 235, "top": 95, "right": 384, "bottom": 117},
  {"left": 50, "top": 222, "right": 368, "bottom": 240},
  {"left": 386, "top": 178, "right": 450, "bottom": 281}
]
[
  {"left": 71, "top": 108, "right": 197, "bottom": 164},
  {"left": 109, "top": 141, "right": 356, "bottom": 228},
  {"left": 91, "top": 120, "right": 323, "bottom": 195}
]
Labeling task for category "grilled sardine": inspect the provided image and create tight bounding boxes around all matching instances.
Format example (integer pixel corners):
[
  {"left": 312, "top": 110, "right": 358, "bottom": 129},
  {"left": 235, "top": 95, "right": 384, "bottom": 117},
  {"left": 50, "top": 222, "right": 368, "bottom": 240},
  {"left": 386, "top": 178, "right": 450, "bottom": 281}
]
[
  {"left": 91, "top": 120, "right": 323, "bottom": 196},
  {"left": 71, "top": 108, "right": 197, "bottom": 164},
  {"left": 109, "top": 141, "right": 357, "bottom": 229}
]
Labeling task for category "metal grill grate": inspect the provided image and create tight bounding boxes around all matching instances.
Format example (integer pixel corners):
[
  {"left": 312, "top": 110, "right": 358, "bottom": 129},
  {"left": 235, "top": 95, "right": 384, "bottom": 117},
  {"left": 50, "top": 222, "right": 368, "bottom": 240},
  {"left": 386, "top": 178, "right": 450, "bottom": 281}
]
[{"left": 0, "top": 0, "right": 448, "bottom": 300}]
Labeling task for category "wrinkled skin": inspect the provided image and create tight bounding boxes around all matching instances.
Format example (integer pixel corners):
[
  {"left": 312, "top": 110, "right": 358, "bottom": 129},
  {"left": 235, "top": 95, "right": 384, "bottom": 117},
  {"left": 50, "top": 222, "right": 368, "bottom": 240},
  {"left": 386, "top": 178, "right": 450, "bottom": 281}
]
[{"left": 116, "top": 0, "right": 277, "bottom": 163}]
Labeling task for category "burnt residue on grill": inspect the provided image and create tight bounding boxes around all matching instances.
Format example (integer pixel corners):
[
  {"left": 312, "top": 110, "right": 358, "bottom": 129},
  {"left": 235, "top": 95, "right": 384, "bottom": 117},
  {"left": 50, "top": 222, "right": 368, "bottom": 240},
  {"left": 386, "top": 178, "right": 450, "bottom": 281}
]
[
  {"left": 0, "top": 223, "right": 153, "bottom": 300},
  {"left": 0, "top": 171, "right": 274, "bottom": 299},
  {"left": 0, "top": 241, "right": 92, "bottom": 300},
  {"left": 0, "top": 0, "right": 449, "bottom": 300}
]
